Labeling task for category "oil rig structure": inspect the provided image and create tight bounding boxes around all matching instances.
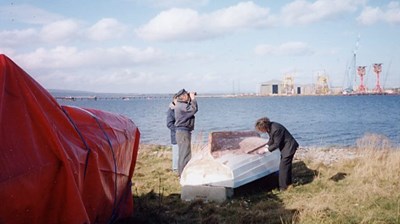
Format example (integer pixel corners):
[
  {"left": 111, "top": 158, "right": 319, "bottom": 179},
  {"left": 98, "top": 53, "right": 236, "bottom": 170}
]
[
  {"left": 356, "top": 66, "right": 367, "bottom": 93},
  {"left": 354, "top": 63, "right": 385, "bottom": 94},
  {"left": 372, "top": 63, "right": 383, "bottom": 93},
  {"left": 282, "top": 74, "right": 295, "bottom": 95},
  {"left": 315, "top": 73, "right": 330, "bottom": 95}
]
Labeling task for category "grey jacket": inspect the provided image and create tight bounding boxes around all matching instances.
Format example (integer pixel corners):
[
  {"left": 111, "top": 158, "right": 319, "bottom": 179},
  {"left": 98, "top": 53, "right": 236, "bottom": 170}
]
[
  {"left": 166, "top": 103, "right": 177, "bottom": 144},
  {"left": 174, "top": 99, "right": 198, "bottom": 132}
]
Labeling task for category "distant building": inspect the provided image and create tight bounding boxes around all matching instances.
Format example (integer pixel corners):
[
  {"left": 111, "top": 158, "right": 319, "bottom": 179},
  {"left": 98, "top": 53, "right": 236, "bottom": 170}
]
[
  {"left": 260, "top": 80, "right": 317, "bottom": 95},
  {"left": 282, "top": 75, "right": 295, "bottom": 95},
  {"left": 297, "top": 84, "right": 315, "bottom": 95},
  {"left": 259, "top": 80, "right": 283, "bottom": 95},
  {"left": 315, "top": 75, "right": 330, "bottom": 95}
]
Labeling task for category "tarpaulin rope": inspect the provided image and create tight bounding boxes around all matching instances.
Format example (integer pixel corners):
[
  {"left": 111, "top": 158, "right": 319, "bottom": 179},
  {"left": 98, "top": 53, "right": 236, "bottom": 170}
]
[
  {"left": 90, "top": 114, "right": 119, "bottom": 224},
  {"left": 61, "top": 106, "right": 120, "bottom": 223},
  {"left": 61, "top": 106, "right": 91, "bottom": 179}
]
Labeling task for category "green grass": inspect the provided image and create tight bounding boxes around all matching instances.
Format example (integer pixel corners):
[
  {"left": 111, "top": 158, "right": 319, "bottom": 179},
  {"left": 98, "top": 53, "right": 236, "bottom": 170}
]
[{"left": 117, "top": 140, "right": 400, "bottom": 224}]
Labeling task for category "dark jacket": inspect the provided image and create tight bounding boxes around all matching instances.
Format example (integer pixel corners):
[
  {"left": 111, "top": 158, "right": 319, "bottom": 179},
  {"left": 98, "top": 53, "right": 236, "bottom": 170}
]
[
  {"left": 267, "top": 122, "right": 299, "bottom": 157},
  {"left": 166, "top": 103, "right": 176, "bottom": 144},
  {"left": 174, "top": 99, "right": 198, "bottom": 131}
]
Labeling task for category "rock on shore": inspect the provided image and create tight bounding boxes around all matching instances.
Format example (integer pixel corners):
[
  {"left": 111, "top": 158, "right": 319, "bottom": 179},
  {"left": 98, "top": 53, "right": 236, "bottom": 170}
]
[{"left": 294, "top": 147, "right": 360, "bottom": 165}]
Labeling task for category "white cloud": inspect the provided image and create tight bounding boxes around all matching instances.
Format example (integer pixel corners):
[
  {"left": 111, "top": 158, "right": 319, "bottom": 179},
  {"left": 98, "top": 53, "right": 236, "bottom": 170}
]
[
  {"left": 16, "top": 46, "right": 79, "bottom": 69},
  {"left": 40, "top": 19, "right": 81, "bottom": 42},
  {"left": 13, "top": 45, "right": 171, "bottom": 93},
  {"left": 0, "top": 4, "right": 63, "bottom": 25},
  {"left": 208, "top": 2, "right": 271, "bottom": 29},
  {"left": 15, "top": 45, "right": 166, "bottom": 70},
  {"left": 357, "top": 6, "right": 381, "bottom": 25},
  {"left": 254, "top": 42, "right": 313, "bottom": 56},
  {"left": 136, "top": 0, "right": 209, "bottom": 8},
  {"left": 385, "top": 1, "right": 400, "bottom": 24},
  {"left": 357, "top": 1, "right": 400, "bottom": 25},
  {"left": 0, "top": 28, "right": 38, "bottom": 47},
  {"left": 87, "top": 18, "right": 127, "bottom": 41},
  {"left": 1, "top": 17, "right": 128, "bottom": 47},
  {"left": 136, "top": 0, "right": 382, "bottom": 42},
  {"left": 281, "top": 0, "right": 364, "bottom": 25},
  {"left": 136, "top": 8, "right": 203, "bottom": 41},
  {"left": 135, "top": 1, "right": 273, "bottom": 41},
  {"left": 72, "top": 69, "right": 159, "bottom": 92},
  {"left": 35, "top": 67, "right": 179, "bottom": 93}
]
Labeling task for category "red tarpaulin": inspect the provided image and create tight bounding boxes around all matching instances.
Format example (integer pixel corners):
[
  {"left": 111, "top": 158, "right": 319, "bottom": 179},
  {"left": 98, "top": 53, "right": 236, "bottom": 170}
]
[{"left": 0, "top": 54, "right": 140, "bottom": 223}]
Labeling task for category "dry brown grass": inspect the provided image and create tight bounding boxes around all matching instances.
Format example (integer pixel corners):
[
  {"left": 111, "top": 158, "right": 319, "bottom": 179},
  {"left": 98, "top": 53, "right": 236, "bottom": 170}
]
[
  {"left": 284, "top": 134, "right": 400, "bottom": 223},
  {"left": 118, "top": 133, "right": 400, "bottom": 224}
]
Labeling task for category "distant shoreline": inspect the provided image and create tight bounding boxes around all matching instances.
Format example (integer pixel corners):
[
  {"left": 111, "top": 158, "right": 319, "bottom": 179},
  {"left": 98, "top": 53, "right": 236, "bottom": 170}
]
[{"left": 53, "top": 92, "right": 400, "bottom": 101}]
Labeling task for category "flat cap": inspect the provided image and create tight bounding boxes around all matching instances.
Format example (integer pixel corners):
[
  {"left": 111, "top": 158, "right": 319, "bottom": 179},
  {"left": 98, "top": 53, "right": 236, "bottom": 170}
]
[{"left": 174, "top": 89, "right": 187, "bottom": 98}]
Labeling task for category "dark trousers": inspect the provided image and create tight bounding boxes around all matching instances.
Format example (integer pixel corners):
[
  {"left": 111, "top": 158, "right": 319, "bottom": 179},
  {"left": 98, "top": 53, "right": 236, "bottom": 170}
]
[
  {"left": 279, "top": 153, "right": 295, "bottom": 190},
  {"left": 176, "top": 130, "right": 192, "bottom": 176}
]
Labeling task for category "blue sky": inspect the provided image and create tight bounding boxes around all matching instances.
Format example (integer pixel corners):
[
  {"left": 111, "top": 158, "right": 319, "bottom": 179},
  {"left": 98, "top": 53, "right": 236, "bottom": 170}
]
[{"left": 1, "top": 0, "right": 399, "bottom": 94}]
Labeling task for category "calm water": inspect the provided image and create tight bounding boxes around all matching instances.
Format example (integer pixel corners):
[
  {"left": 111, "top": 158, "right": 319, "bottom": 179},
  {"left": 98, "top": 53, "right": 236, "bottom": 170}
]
[{"left": 58, "top": 95, "right": 400, "bottom": 147}]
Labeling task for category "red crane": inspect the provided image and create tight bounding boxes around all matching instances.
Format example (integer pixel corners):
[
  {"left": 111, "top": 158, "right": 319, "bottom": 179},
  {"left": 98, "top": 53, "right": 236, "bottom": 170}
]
[
  {"left": 373, "top": 63, "right": 383, "bottom": 93},
  {"left": 357, "top": 66, "right": 367, "bottom": 93}
]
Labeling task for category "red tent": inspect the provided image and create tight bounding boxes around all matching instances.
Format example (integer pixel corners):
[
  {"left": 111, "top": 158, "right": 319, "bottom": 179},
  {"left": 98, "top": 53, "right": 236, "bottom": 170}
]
[{"left": 0, "top": 54, "right": 140, "bottom": 223}]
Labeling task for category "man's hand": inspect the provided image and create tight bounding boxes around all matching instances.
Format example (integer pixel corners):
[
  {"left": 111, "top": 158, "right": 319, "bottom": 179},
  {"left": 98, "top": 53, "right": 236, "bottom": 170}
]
[
  {"left": 257, "top": 145, "right": 270, "bottom": 154},
  {"left": 256, "top": 148, "right": 266, "bottom": 154}
]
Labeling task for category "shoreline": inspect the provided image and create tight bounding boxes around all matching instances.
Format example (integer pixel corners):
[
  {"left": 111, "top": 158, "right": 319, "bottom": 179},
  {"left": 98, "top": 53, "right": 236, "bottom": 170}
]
[
  {"left": 54, "top": 91, "right": 400, "bottom": 101},
  {"left": 138, "top": 144, "right": 363, "bottom": 166},
  {"left": 294, "top": 147, "right": 360, "bottom": 165}
]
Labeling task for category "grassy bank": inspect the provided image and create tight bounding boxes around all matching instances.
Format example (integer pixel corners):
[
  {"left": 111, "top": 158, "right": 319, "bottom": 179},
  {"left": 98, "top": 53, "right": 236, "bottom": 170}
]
[{"left": 118, "top": 140, "right": 400, "bottom": 224}]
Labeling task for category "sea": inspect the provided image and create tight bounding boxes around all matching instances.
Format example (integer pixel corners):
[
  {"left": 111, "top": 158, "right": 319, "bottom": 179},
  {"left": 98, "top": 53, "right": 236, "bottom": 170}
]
[{"left": 55, "top": 93, "right": 400, "bottom": 148}]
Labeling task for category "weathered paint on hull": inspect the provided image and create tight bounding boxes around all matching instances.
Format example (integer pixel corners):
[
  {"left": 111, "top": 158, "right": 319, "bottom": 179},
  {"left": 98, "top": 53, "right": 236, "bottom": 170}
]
[{"left": 180, "top": 131, "right": 280, "bottom": 188}]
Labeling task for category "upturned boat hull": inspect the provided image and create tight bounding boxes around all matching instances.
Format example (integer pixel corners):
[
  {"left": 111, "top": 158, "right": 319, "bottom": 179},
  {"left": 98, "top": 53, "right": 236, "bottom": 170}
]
[{"left": 180, "top": 131, "right": 280, "bottom": 188}]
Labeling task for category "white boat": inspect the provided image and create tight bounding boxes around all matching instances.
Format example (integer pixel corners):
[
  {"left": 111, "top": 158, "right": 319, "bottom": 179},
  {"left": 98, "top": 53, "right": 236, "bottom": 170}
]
[{"left": 180, "top": 131, "right": 280, "bottom": 188}]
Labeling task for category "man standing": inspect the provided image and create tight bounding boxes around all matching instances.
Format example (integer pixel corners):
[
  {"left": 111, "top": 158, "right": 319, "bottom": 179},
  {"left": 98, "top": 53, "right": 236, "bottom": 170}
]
[
  {"left": 174, "top": 89, "right": 198, "bottom": 176},
  {"left": 166, "top": 96, "right": 178, "bottom": 172},
  {"left": 255, "top": 117, "right": 299, "bottom": 191}
]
